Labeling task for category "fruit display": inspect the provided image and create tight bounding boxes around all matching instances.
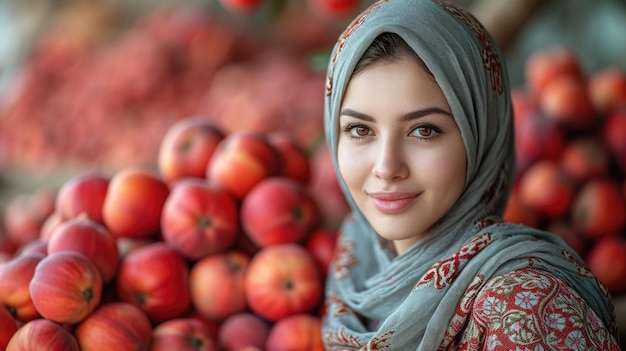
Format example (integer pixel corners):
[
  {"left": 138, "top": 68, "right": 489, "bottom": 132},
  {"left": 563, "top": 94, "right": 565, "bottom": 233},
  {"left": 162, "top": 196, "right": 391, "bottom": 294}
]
[
  {"left": 0, "top": 116, "right": 348, "bottom": 350},
  {"left": 505, "top": 46, "right": 626, "bottom": 296}
]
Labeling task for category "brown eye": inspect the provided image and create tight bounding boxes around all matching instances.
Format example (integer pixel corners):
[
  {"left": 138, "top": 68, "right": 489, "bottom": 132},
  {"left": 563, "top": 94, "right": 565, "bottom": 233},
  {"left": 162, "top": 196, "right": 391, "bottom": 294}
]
[
  {"left": 355, "top": 126, "right": 370, "bottom": 136},
  {"left": 410, "top": 125, "right": 440, "bottom": 139},
  {"left": 417, "top": 127, "right": 432, "bottom": 137}
]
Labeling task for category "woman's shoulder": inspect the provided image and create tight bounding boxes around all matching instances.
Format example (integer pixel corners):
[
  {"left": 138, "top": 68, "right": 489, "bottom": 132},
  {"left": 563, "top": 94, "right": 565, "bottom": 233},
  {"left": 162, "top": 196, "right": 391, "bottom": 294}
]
[{"left": 467, "top": 267, "right": 620, "bottom": 350}]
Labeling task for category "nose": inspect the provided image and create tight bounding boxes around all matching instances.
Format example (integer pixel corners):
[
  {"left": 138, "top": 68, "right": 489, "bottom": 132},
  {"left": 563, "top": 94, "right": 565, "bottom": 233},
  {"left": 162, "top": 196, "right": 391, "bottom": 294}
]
[{"left": 371, "top": 141, "right": 409, "bottom": 181}]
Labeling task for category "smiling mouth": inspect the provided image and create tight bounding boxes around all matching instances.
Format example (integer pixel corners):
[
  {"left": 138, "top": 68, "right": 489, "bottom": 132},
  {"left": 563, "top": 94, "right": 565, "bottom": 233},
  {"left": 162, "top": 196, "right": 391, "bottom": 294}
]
[{"left": 368, "top": 193, "right": 419, "bottom": 214}]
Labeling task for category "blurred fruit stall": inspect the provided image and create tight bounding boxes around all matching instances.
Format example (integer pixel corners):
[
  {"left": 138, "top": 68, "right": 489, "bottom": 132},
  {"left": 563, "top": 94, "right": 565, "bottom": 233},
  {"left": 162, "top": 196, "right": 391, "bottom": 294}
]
[{"left": 1, "top": 0, "right": 626, "bottom": 349}]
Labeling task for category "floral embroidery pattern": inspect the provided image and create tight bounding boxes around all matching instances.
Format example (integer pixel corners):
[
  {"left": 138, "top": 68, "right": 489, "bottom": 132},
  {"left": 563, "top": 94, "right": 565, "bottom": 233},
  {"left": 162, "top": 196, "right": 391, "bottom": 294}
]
[
  {"left": 362, "top": 329, "right": 395, "bottom": 351},
  {"left": 332, "top": 235, "right": 358, "bottom": 281},
  {"left": 475, "top": 216, "right": 502, "bottom": 231},
  {"left": 324, "top": 327, "right": 362, "bottom": 349},
  {"left": 326, "top": 292, "right": 354, "bottom": 318},
  {"left": 443, "top": 268, "right": 620, "bottom": 350},
  {"left": 325, "top": 0, "right": 389, "bottom": 97},
  {"left": 415, "top": 233, "right": 493, "bottom": 290},
  {"left": 561, "top": 249, "right": 617, "bottom": 335},
  {"left": 439, "top": 274, "right": 485, "bottom": 350},
  {"left": 433, "top": 0, "right": 503, "bottom": 94}
]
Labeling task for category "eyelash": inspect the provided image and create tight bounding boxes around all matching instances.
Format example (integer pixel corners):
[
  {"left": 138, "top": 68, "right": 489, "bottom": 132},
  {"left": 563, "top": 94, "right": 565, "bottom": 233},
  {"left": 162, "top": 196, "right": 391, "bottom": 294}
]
[{"left": 341, "top": 122, "right": 442, "bottom": 141}]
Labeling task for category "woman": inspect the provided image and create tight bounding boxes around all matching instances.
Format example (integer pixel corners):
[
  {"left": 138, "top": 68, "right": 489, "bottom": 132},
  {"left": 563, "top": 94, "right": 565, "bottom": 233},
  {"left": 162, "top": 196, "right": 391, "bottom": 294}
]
[{"left": 321, "top": 0, "right": 620, "bottom": 350}]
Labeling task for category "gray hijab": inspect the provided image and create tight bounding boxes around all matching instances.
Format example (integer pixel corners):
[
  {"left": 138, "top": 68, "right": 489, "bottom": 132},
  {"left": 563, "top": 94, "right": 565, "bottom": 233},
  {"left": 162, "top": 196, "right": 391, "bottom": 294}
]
[{"left": 322, "top": 0, "right": 617, "bottom": 349}]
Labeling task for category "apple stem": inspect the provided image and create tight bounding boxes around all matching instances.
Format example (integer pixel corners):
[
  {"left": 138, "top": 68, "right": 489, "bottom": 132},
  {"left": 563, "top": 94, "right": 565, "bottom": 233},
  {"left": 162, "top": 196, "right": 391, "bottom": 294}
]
[
  {"left": 134, "top": 291, "right": 146, "bottom": 305},
  {"left": 178, "top": 139, "right": 194, "bottom": 152},
  {"left": 189, "top": 337, "right": 203, "bottom": 348},
  {"left": 293, "top": 205, "right": 303, "bottom": 221},
  {"left": 197, "top": 216, "right": 212, "bottom": 228},
  {"left": 7, "top": 305, "right": 17, "bottom": 318},
  {"left": 83, "top": 288, "right": 93, "bottom": 301},
  {"left": 283, "top": 279, "right": 294, "bottom": 290},
  {"left": 226, "top": 260, "right": 242, "bottom": 272}
]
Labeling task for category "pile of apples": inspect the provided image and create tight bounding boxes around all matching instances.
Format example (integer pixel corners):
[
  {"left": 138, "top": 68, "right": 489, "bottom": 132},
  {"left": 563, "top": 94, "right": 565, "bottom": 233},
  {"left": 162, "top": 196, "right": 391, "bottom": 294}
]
[
  {"left": 505, "top": 46, "right": 626, "bottom": 297},
  {"left": 0, "top": 117, "right": 351, "bottom": 350}
]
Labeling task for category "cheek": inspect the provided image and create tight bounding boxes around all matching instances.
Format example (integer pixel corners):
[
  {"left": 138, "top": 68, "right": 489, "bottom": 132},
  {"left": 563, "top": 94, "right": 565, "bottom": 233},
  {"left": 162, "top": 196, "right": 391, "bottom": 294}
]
[
  {"left": 432, "top": 142, "right": 467, "bottom": 192},
  {"left": 337, "top": 142, "right": 367, "bottom": 193}
]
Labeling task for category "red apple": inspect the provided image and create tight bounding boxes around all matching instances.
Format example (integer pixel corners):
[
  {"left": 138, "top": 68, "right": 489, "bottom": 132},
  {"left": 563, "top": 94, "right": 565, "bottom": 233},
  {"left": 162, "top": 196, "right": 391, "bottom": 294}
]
[
  {"left": 603, "top": 109, "right": 626, "bottom": 171},
  {"left": 161, "top": 178, "right": 239, "bottom": 260},
  {"left": 55, "top": 172, "right": 110, "bottom": 224},
  {"left": 587, "top": 66, "right": 626, "bottom": 115},
  {"left": 502, "top": 187, "right": 540, "bottom": 229},
  {"left": 245, "top": 244, "right": 323, "bottom": 322},
  {"left": 74, "top": 302, "right": 153, "bottom": 351},
  {"left": 15, "top": 239, "right": 47, "bottom": 257},
  {"left": 515, "top": 112, "right": 567, "bottom": 170},
  {"left": 206, "top": 131, "right": 280, "bottom": 200},
  {"left": 39, "top": 211, "right": 63, "bottom": 242},
  {"left": 29, "top": 251, "right": 103, "bottom": 324},
  {"left": 116, "top": 242, "right": 191, "bottom": 322},
  {"left": 218, "top": 0, "right": 263, "bottom": 14},
  {"left": 571, "top": 178, "right": 626, "bottom": 239},
  {"left": 241, "top": 177, "right": 320, "bottom": 247},
  {"left": 47, "top": 213, "right": 120, "bottom": 283},
  {"left": 524, "top": 46, "right": 584, "bottom": 99},
  {"left": 265, "top": 313, "right": 324, "bottom": 351},
  {"left": 218, "top": 312, "right": 270, "bottom": 351},
  {"left": 189, "top": 250, "right": 250, "bottom": 321},
  {"left": 518, "top": 160, "right": 575, "bottom": 218},
  {"left": 560, "top": 137, "right": 611, "bottom": 182},
  {"left": 0, "top": 254, "right": 44, "bottom": 322},
  {"left": 585, "top": 235, "right": 626, "bottom": 295},
  {"left": 0, "top": 304, "right": 17, "bottom": 350},
  {"left": 307, "top": 145, "right": 350, "bottom": 231},
  {"left": 538, "top": 74, "right": 596, "bottom": 129},
  {"left": 268, "top": 131, "right": 312, "bottom": 185},
  {"left": 152, "top": 318, "right": 218, "bottom": 351},
  {"left": 0, "top": 236, "right": 18, "bottom": 263},
  {"left": 158, "top": 117, "right": 225, "bottom": 185},
  {"left": 102, "top": 167, "right": 170, "bottom": 239},
  {"left": 308, "top": 0, "right": 361, "bottom": 18},
  {"left": 305, "top": 228, "right": 339, "bottom": 277},
  {"left": 6, "top": 318, "right": 80, "bottom": 351}
]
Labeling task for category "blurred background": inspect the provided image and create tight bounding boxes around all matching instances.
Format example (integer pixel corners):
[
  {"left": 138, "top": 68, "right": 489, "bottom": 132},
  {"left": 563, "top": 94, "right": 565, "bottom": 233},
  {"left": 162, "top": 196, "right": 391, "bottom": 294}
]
[{"left": 0, "top": 0, "right": 625, "bottom": 344}]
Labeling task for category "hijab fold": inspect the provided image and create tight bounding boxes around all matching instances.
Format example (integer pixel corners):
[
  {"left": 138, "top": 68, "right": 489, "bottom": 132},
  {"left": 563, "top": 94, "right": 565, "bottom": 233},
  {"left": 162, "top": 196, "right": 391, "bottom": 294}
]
[{"left": 322, "top": 1, "right": 617, "bottom": 349}]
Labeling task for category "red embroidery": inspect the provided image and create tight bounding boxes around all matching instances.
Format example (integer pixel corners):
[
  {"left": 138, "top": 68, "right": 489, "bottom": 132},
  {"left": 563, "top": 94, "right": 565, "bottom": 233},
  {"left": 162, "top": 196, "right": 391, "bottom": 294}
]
[
  {"left": 324, "top": 327, "right": 362, "bottom": 348},
  {"left": 475, "top": 216, "right": 502, "bottom": 231},
  {"left": 434, "top": 0, "right": 503, "bottom": 94},
  {"left": 362, "top": 329, "right": 395, "bottom": 350},
  {"left": 325, "top": 0, "right": 389, "bottom": 97},
  {"left": 439, "top": 274, "right": 485, "bottom": 350},
  {"left": 415, "top": 233, "right": 493, "bottom": 290},
  {"left": 562, "top": 249, "right": 616, "bottom": 336},
  {"left": 326, "top": 292, "right": 354, "bottom": 318},
  {"left": 333, "top": 236, "right": 357, "bottom": 281}
]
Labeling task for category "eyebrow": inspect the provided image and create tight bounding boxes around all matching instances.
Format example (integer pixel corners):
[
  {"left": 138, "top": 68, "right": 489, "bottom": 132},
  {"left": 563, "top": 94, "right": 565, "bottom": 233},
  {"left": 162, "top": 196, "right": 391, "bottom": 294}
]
[{"left": 340, "top": 107, "right": 453, "bottom": 121}]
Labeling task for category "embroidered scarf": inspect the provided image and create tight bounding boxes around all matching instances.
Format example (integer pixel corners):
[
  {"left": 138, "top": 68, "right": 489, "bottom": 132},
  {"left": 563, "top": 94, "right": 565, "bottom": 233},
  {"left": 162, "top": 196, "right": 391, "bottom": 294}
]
[{"left": 322, "top": 0, "right": 617, "bottom": 349}]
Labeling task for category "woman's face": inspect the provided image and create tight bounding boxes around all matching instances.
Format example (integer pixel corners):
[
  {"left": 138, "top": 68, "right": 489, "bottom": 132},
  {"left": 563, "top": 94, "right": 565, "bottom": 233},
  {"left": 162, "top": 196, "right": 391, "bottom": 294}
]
[{"left": 337, "top": 56, "right": 467, "bottom": 254}]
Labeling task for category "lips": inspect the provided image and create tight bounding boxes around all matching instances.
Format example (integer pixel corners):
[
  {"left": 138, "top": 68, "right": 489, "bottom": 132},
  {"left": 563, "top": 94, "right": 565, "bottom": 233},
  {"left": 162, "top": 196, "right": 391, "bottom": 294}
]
[{"left": 368, "top": 192, "right": 419, "bottom": 214}]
